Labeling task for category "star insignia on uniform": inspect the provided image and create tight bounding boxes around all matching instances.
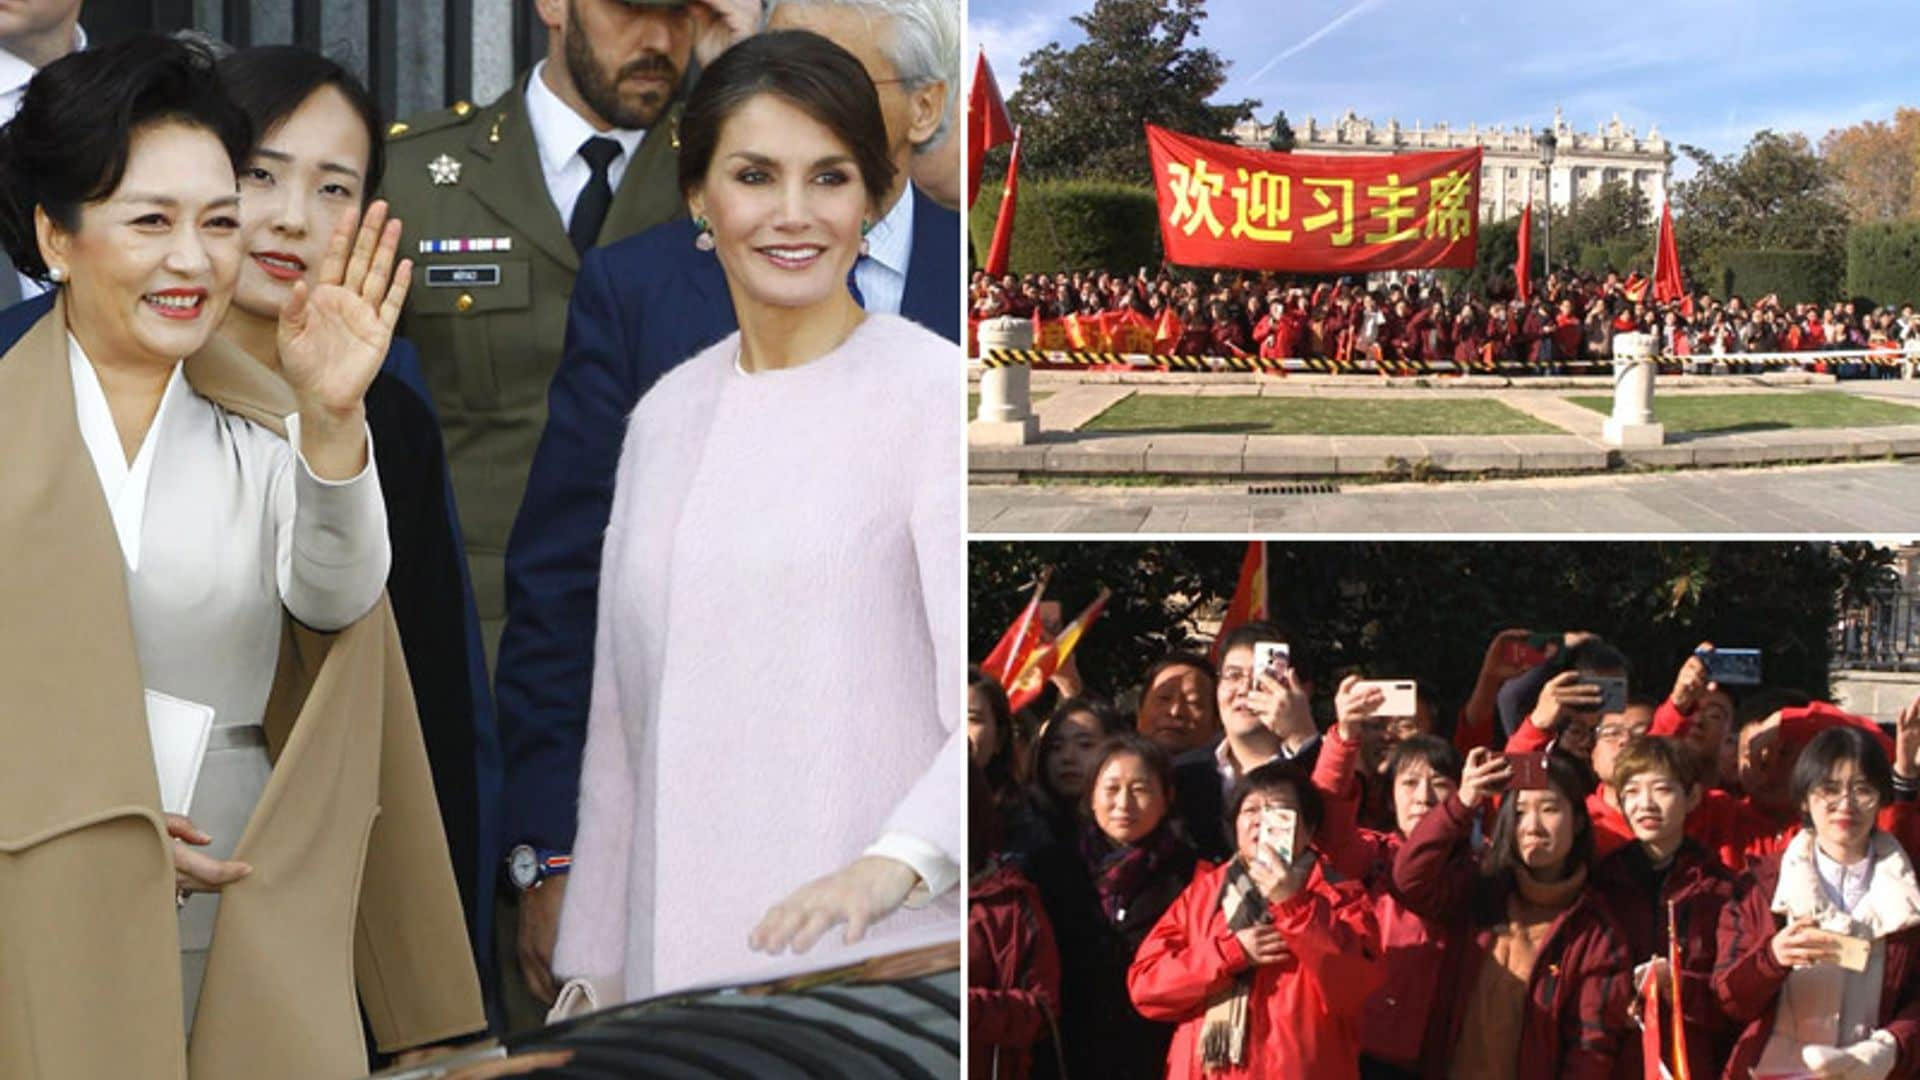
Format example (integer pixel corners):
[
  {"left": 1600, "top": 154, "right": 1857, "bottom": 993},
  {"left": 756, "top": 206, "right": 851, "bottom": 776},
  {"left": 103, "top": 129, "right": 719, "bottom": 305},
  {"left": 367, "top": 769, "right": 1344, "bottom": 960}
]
[{"left": 428, "top": 153, "right": 462, "bottom": 186}]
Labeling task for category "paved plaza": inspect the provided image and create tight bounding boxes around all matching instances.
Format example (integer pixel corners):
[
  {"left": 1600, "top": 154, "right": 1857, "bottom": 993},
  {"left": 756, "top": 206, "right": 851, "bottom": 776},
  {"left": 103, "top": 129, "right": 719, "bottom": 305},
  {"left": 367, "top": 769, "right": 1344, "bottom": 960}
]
[{"left": 969, "top": 460, "right": 1920, "bottom": 534}]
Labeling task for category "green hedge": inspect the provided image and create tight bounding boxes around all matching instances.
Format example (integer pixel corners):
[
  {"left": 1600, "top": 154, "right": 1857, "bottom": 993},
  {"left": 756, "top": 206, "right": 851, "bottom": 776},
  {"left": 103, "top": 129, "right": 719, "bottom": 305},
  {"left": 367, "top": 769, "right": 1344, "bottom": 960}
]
[
  {"left": 968, "top": 180, "right": 1161, "bottom": 274},
  {"left": 1705, "top": 249, "right": 1841, "bottom": 305},
  {"left": 1846, "top": 222, "right": 1920, "bottom": 308}
]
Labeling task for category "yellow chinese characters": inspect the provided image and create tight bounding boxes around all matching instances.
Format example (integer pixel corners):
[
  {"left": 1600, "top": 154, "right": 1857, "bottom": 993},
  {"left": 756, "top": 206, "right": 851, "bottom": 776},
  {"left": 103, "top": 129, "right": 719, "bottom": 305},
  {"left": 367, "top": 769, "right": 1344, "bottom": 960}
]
[
  {"left": 1425, "top": 169, "right": 1473, "bottom": 241},
  {"left": 1165, "top": 158, "right": 1227, "bottom": 237},
  {"left": 1364, "top": 173, "right": 1420, "bottom": 245},
  {"left": 1301, "top": 177, "right": 1354, "bottom": 246},
  {"left": 1229, "top": 169, "right": 1292, "bottom": 242}
]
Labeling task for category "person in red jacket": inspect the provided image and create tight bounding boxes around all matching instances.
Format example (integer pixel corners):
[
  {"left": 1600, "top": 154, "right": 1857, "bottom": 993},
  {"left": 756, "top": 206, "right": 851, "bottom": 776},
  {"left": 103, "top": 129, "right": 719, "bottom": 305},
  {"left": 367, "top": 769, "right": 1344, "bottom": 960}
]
[
  {"left": 1311, "top": 675, "right": 1466, "bottom": 1080},
  {"left": 1588, "top": 736, "right": 1736, "bottom": 1080},
  {"left": 969, "top": 761, "right": 1064, "bottom": 1080},
  {"left": 1127, "top": 760, "right": 1384, "bottom": 1080},
  {"left": 1393, "top": 747, "right": 1631, "bottom": 1080},
  {"left": 1714, "top": 726, "right": 1920, "bottom": 1079}
]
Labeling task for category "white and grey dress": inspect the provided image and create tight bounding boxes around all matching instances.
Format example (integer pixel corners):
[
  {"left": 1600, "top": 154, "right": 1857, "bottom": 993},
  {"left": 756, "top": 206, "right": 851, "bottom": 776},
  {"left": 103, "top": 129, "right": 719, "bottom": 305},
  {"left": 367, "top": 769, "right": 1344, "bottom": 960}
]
[{"left": 67, "top": 334, "right": 389, "bottom": 1030}]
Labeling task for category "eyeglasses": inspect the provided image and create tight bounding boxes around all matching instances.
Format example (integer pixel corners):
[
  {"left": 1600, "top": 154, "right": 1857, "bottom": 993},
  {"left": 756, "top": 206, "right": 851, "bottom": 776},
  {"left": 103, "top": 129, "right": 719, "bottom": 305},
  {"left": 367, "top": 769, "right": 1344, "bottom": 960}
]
[{"left": 1811, "top": 781, "right": 1882, "bottom": 809}]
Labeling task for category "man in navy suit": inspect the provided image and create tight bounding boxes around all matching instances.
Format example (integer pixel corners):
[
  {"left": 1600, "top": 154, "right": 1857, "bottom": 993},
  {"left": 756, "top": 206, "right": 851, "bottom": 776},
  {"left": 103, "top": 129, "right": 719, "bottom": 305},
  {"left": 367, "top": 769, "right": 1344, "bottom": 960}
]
[{"left": 491, "top": 0, "right": 961, "bottom": 1002}]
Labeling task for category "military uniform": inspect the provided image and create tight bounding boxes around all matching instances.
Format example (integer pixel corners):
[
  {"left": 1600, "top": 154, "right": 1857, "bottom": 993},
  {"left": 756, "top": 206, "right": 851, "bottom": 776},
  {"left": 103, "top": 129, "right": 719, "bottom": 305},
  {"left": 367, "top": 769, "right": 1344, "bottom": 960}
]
[{"left": 382, "top": 81, "right": 685, "bottom": 663}]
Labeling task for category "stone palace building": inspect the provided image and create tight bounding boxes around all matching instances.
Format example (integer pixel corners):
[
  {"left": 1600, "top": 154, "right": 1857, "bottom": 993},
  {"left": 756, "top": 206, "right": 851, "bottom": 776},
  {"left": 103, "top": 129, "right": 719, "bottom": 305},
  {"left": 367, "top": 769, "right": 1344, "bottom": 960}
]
[{"left": 1231, "top": 107, "right": 1674, "bottom": 224}]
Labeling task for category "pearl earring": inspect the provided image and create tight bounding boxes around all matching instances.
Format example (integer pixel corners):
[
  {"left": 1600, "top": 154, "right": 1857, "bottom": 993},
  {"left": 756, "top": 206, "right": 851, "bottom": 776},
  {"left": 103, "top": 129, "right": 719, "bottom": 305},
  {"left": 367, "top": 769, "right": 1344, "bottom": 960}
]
[
  {"left": 692, "top": 217, "right": 715, "bottom": 252},
  {"left": 48, "top": 266, "right": 65, "bottom": 283},
  {"left": 858, "top": 220, "right": 871, "bottom": 258}
]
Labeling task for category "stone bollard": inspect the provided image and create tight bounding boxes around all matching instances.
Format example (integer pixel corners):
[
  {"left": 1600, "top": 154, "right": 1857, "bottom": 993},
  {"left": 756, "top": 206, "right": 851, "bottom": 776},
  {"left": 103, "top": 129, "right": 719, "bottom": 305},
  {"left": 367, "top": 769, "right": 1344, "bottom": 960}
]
[
  {"left": 973, "top": 316, "right": 1040, "bottom": 445},
  {"left": 1603, "top": 332, "right": 1665, "bottom": 448}
]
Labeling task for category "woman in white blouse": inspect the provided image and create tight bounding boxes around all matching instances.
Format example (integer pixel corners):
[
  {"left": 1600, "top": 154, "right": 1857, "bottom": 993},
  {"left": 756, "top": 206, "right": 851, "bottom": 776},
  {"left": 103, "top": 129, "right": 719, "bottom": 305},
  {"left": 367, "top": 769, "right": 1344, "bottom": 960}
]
[{"left": 0, "top": 36, "right": 482, "bottom": 1072}]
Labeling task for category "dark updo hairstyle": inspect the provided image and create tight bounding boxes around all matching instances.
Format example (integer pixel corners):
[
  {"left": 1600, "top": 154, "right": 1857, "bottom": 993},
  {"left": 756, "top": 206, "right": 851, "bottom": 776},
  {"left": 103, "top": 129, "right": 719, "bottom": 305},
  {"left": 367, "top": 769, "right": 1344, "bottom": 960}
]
[
  {"left": 675, "top": 29, "right": 896, "bottom": 214},
  {"left": 1791, "top": 725, "right": 1894, "bottom": 830},
  {"left": 217, "top": 45, "right": 385, "bottom": 203},
  {"left": 1482, "top": 749, "right": 1596, "bottom": 880},
  {"left": 0, "top": 34, "right": 252, "bottom": 282}
]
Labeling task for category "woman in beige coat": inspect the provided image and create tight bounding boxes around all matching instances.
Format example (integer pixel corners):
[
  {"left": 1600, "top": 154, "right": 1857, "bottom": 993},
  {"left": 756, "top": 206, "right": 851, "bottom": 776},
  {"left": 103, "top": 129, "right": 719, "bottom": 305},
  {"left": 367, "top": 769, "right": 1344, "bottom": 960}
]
[{"left": 0, "top": 35, "right": 482, "bottom": 1079}]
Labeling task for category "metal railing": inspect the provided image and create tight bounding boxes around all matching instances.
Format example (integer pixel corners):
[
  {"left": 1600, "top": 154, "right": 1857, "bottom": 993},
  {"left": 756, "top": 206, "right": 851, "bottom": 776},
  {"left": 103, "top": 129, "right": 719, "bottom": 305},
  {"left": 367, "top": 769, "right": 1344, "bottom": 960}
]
[{"left": 1834, "top": 585, "right": 1920, "bottom": 671}]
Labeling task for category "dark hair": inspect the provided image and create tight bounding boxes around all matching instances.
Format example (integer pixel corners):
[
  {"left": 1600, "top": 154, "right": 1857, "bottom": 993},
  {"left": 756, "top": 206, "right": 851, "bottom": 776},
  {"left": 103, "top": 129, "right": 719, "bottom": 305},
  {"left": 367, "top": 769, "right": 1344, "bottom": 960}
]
[
  {"left": 1224, "top": 760, "right": 1325, "bottom": 847},
  {"left": 968, "top": 759, "right": 997, "bottom": 875},
  {"left": 1482, "top": 750, "right": 1595, "bottom": 880},
  {"left": 1791, "top": 725, "right": 1894, "bottom": 829},
  {"left": 1028, "top": 696, "right": 1124, "bottom": 803},
  {"left": 1081, "top": 733, "right": 1175, "bottom": 822},
  {"left": 676, "top": 30, "right": 895, "bottom": 213},
  {"left": 1385, "top": 734, "right": 1463, "bottom": 785},
  {"left": 1140, "top": 651, "right": 1215, "bottom": 695},
  {"left": 0, "top": 34, "right": 251, "bottom": 281},
  {"left": 967, "top": 666, "right": 1016, "bottom": 799},
  {"left": 217, "top": 45, "right": 386, "bottom": 202},
  {"left": 1562, "top": 638, "right": 1630, "bottom": 677}
]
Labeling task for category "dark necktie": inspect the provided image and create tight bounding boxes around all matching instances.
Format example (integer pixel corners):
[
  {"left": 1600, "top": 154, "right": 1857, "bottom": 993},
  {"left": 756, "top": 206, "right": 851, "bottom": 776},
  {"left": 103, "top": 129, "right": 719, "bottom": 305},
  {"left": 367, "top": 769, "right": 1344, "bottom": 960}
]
[
  {"left": 847, "top": 255, "right": 866, "bottom": 308},
  {"left": 568, "top": 136, "right": 623, "bottom": 254}
]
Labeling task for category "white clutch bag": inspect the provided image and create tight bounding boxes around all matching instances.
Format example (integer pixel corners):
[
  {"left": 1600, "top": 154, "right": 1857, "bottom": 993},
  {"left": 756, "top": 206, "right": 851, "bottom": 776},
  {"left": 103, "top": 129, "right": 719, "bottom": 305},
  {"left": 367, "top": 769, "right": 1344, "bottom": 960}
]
[{"left": 546, "top": 974, "right": 625, "bottom": 1024}]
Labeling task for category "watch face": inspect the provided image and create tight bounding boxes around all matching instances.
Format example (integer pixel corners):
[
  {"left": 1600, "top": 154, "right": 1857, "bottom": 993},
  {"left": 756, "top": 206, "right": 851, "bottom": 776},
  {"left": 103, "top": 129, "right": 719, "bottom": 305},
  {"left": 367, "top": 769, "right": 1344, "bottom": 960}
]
[{"left": 509, "top": 846, "right": 538, "bottom": 889}]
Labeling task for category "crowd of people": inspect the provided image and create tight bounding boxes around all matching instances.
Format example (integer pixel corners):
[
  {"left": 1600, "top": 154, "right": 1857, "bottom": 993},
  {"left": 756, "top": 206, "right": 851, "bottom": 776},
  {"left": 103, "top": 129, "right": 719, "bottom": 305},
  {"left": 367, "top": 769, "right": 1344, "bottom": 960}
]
[
  {"left": 0, "top": 0, "right": 965, "bottom": 1074},
  {"left": 967, "top": 619, "right": 1920, "bottom": 1080},
  {"left": 969, "top": 266, "right": 1920, "bottom": 374}
]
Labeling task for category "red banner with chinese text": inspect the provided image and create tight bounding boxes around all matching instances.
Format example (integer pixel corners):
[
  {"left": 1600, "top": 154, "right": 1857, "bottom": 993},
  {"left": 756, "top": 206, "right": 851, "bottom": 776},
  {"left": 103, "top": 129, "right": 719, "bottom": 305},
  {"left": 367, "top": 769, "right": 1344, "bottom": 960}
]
[{"left": 1147, "top": 125, "right": 1481, "bottom": 272}]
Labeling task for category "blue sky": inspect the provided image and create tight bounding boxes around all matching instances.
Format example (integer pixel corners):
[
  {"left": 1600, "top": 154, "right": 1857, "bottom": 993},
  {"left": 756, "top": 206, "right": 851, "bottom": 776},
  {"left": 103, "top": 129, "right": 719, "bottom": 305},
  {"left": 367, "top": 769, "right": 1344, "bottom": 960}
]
[{"left": 970, "top": 0, "right": 1920, "bottom": 178}]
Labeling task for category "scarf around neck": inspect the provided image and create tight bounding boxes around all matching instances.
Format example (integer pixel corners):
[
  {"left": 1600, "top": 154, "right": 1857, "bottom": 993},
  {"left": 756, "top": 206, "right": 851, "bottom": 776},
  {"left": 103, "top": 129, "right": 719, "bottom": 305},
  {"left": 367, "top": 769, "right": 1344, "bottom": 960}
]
[{"left": 1079, "top": 819, "right": 1181, "bottom": 923}]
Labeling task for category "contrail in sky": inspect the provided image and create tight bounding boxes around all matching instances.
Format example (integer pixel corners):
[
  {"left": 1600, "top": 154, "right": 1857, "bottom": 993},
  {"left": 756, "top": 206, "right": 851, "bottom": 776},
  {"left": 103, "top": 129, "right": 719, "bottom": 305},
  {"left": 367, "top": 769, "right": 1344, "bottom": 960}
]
[{"left": 1244, "top": 0, "right": 1386, "bottom": 87}]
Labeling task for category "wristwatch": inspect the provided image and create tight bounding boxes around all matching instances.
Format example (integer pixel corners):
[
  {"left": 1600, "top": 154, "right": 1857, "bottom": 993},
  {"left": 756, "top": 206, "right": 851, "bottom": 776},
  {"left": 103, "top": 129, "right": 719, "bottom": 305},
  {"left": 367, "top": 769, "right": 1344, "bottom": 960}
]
[{"left": 506, "top": 844, "right": 572, "bottom": 891}]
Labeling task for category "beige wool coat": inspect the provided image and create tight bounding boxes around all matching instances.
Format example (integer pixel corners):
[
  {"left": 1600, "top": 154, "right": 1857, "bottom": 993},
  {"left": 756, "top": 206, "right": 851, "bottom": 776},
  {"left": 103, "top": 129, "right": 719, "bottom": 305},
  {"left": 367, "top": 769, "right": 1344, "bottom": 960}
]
[{"left": 0, "top": 296, "right": 485, "bottom": 1078}]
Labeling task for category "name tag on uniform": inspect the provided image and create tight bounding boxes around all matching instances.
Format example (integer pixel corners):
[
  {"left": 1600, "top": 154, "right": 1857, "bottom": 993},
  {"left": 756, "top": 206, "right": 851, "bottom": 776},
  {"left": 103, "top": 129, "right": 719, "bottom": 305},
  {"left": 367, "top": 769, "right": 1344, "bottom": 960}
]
[{"left": 425, "top": 264, "right": 502, "bottom": 287}]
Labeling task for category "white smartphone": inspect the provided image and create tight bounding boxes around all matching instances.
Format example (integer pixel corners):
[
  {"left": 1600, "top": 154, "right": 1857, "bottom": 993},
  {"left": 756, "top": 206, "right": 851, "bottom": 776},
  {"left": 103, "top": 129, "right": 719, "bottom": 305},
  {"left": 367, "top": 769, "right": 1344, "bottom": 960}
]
[
  {"left": 1258, "top": 805, "right": 1298, "bottom": 869},
  {"left": 1253, "top": 641, "right": 1291, "bottom": 686},
  {"left": 1354, "top": 679, "right": 1417, "bottom": 718}
]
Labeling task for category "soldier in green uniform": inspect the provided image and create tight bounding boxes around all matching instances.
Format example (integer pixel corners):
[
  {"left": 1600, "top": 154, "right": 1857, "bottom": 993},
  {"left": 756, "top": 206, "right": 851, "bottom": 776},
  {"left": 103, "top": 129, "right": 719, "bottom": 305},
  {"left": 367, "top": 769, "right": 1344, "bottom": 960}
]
[
  {"left": 381, "top": 0, "right": 756, "bottom": 1031},
  {"left": 382, "top": 0, "right": 753, "bottom": 665}
]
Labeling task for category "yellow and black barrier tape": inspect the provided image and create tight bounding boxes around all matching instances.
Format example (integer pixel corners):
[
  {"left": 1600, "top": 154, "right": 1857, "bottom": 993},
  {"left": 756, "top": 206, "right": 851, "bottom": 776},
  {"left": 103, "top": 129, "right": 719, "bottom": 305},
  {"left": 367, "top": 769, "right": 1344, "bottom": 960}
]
[{"left": 978, "top": 348, "right": 1911, "bottom": 373}]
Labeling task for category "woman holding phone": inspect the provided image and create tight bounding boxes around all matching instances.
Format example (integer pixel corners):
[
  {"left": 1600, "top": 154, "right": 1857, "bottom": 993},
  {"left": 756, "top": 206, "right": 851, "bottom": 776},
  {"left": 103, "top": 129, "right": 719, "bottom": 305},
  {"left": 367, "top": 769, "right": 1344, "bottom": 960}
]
[
  {"left": 1392, "top": 747, "right": 1629, "bottom": 1078},
  {"left": 1128, "top": 760, "right": 1383, "bottom": 1079},
  {"left": 1714, "top": 726, "right": 1920, "bottom": 1079}
]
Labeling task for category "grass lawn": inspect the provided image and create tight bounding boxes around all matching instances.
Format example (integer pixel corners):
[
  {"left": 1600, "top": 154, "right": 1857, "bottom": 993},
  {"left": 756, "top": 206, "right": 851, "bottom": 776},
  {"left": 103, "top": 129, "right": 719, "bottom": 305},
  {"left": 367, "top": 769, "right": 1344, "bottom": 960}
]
[
  {"left": 968, "top": 391, "right": 1051, "bottom": 420},
  {"left": 1079, "top": 394, "right": 1562, "bottom": 436},
  {"left": 1566, "top": 391, "right": 1920, "bottom": 434}
]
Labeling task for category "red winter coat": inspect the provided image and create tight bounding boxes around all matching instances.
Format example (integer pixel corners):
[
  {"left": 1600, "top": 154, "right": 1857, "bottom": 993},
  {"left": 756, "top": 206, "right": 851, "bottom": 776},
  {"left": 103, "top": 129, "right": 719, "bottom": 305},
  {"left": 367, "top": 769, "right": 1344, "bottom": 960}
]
[
  {"left": 969, "top": 862, "right": 1064, "bottom": 1080},
  {"left": 1311, "top": 727, "right": 1452, "bottom": 1070},
  {"left": 1589, "top": 839, "right": 1736, "bottom": 1080},
  {"left": 1393, "top": 793, "right": 1631, "bottom": 1080},
  {"left": 1713, "top": 841, "right": 1920, "bottom": 1078},
  {"left": 1127, "top": 856, "right": 1383, "bottom": 1080}
]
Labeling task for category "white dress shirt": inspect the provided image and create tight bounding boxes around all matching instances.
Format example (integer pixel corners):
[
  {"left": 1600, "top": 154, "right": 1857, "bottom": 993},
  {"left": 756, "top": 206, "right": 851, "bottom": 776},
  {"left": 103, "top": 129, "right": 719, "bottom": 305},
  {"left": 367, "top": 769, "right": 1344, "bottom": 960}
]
[
  {"left": 855, "top": 182, "right": 914, "bottom": 317},
  {"left": 523, "top": 60, "right": 648, "bottom": 226}
]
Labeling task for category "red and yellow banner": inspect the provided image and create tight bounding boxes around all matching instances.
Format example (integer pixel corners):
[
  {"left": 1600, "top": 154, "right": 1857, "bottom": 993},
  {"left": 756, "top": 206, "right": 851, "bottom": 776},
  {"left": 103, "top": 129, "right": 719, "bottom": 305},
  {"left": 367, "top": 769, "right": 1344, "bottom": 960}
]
[{"left": 1146, "top": 124, "right": 1481, "bottom": 272}]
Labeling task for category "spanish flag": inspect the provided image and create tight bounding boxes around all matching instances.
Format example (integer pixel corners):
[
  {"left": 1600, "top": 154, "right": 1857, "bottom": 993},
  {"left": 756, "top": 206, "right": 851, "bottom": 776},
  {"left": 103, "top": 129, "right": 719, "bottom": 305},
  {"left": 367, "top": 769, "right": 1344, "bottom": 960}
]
[
  {"left": 981, "top": 569, "right": 1051, "bottom": 687},
  {"left": 1006, "top": 589, "right": 1110, "bottom": 712},
  {"left": 1212, "top": 542, "right": 1269, "bottom": 664}
]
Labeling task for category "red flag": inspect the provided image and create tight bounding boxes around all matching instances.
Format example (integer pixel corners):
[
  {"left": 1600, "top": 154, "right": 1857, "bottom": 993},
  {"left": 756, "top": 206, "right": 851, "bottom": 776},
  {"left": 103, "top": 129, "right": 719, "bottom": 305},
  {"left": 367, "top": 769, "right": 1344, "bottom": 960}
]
[
  {"left": 966, "top": 50, "right": 1015, "bottom": 208},
  {"left": 1639, "top": 964, "right": 1666, "bottom": 1080},
  {"left": 1653, "top": 202, "right": 1693, "bottom": 318},
  {"left": 1623, "top": 272, "right": 1648, "bottom": 303},
  {"left": 1212, "top": 542, "right": 1269, "bottom": 664},
  {"left": 1007, "top": 589, "right": 1110, "bottom": 713},
  {"left": 981, "top": 570, "right": 1050, "bottom": 685},
  {"left": 985, "top": 126, "right": 1021, "bottom": 276},
  {"left": 1153, "top": 306, "right": 1185, "bottom": 354},
  {"left": 1668, "top": 901, "right": 1691, "bottom": 1080},
  {"left": 1514, "top": 201, "right": 1533, "bottom": 305}
]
